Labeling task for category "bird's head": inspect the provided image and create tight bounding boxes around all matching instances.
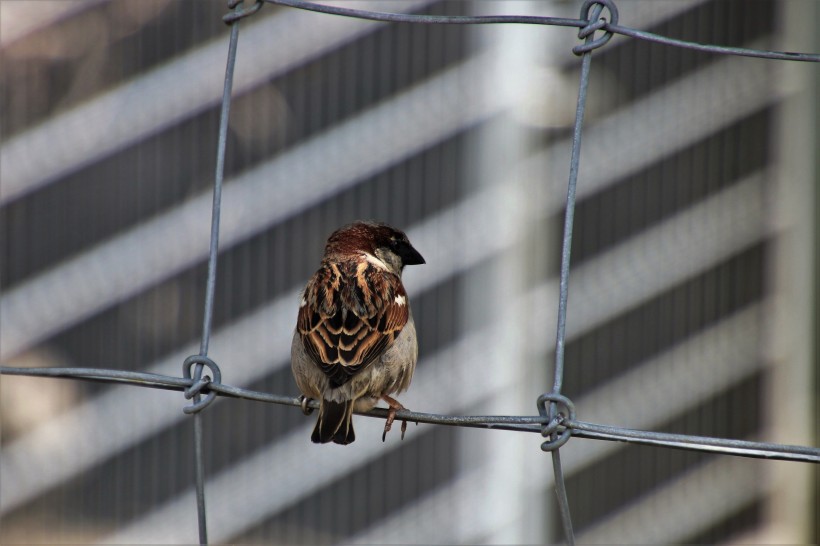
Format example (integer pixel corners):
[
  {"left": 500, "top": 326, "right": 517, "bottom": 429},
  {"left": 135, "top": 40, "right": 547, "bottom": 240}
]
[{"left": 324, "top": 221, "right": 425, "bottom": 275}]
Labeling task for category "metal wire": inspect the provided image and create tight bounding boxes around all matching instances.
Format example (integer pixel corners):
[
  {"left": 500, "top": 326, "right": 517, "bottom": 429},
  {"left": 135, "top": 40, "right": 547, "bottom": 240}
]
[
  {"left": 3, "top": 0, "right": 820, "bottom": 544},
  {"left": 3, "top": 365, "right": 820, "bottom": 464},
  {"left": 266, "top": 0, "right": 820, "bottom": 63},
  {"left": 542, "top": 2, "right": 615, "bottom": 541},
  {"left": 268, "top": 0, "right": 585, "bottom": 28},
  {"left": 182, "top": 0, "right": 246, "bottom": 542}
]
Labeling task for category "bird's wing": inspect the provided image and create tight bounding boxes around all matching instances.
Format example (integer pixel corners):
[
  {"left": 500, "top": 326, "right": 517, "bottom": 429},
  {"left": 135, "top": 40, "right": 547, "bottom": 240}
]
[{"left": 297, "top": 260, "right": 409, "bottom": 388}]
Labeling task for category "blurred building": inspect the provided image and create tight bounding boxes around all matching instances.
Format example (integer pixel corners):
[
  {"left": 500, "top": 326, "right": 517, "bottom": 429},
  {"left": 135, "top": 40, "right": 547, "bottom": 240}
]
[{"left": 1, "top": 0, "right": 817, "bottom": 543}]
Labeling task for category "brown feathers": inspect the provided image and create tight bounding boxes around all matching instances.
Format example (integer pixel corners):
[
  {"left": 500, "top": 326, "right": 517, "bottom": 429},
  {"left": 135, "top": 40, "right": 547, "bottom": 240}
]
[{"left": 298, "top": 257, "right": 409, "bottom": 388}]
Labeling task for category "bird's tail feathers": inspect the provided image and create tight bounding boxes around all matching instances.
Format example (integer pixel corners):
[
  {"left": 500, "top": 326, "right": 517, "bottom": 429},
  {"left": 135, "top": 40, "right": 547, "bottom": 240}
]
[{"left": 312, "top": 399, "right": 355, "bottom": 444}]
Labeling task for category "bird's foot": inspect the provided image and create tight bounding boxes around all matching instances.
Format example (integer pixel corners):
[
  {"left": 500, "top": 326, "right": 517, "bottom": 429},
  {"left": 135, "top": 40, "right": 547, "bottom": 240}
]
[{"left": 381, "top": 394, "right": 408, "bottom": 441}]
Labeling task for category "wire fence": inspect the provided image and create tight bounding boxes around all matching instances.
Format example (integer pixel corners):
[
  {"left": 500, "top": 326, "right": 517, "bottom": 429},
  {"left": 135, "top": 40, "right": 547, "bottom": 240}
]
[{"left": 2, "top": 0, "right": 819, "bottom": 544}]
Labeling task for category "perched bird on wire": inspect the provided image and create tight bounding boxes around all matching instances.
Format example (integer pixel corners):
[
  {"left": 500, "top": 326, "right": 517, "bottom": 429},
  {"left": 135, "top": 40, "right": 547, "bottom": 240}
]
[{"left": 291, "top": 221, "right": 425, "bottom": 445}]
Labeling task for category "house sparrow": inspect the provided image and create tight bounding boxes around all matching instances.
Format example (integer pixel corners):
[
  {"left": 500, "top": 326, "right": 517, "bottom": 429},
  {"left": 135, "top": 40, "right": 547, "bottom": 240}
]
[{"left": 291, "top": 221, "right": 425, "bottom": 445}]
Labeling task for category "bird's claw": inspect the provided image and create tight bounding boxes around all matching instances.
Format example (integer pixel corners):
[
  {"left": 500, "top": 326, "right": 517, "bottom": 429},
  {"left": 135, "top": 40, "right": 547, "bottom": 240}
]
[
  {"left": 382, "top": 408, "right": 395, "bottom": 442},
  {"left": 382, "top": 406, "right": 408, "bottom": 442}
]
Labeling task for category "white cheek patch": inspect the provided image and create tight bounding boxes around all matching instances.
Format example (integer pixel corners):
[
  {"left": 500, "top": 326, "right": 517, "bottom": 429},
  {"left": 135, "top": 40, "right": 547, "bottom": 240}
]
[
  {"left": 363, "top": 252, "right": 388, "bottom": 270},
  {"left": 394, "top": 295, "right": 406, "bottom": 306}
]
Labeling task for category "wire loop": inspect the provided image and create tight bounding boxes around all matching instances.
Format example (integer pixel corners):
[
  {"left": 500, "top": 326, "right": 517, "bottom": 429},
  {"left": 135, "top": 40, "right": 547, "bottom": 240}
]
[
  {"left": 540, "top": 415, "right": 563, "bottom": 437},
  {"left": 573, "top": 0, "right": 618, "bottom": 55},
  {"left": 536, "top": 394, "right": 569, "bottom": 434},
  {"left": 182, "top": 355, "right": 223, "bottom": 414},
  {"left": 223, "top": 0, "right": 264, "bottom": 24},
  {"left": 186, "top": 375, "right": 212, "bottom": 399},
  {"left": 536, "top": 393, "right": 576, "bottom": 452},
  {"left": 537, "top": 393, "right": 576, "bottom": 422},
  {"left": 541, "top": 426, "right": 573, "bottom": 452}
]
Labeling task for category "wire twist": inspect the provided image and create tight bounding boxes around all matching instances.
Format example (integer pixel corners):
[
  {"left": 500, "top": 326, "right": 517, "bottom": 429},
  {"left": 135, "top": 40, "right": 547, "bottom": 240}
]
[
  {"left": 223, "top": 0, "right": 264, "bottom": 24},
  {"left": 572, "top": 0, "right": 618, "bottom": 55},
  {"left": 537, "top": 393, "right": 576, "bottom": 451},
  {"left": 182, "top": 355, "right": 223, "bottom": 414}
]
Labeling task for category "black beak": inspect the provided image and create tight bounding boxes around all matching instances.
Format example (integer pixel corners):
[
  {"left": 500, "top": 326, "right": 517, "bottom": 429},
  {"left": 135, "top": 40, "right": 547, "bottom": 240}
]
[{"left": 397, "top": 242, "right": 425, "bottom": 266}]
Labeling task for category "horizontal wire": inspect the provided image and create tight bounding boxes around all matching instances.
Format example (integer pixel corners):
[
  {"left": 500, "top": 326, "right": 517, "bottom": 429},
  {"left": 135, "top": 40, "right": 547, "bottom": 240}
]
[
  {"left": 608, "top": 23, "right": 820, "bottom": 62},
  {"left": 3, "top": 366, "right": 818, "bottom": 463},
  {"left": 266, "top": 0, "right": 585, "bottom": 28},
  {"left": 567, "top": 421, "right": 820, "bottom": 464},
  {"left": 266, "top": 0, "right": 820, "bottom": 62}
]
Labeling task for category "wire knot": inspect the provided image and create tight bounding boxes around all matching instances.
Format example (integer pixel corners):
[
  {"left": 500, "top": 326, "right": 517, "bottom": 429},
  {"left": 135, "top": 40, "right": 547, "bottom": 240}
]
[
  {"left": 537, "top": 393, "right": 576, "bottom": 451},
  {"left": 573, "top": 0, "right": 618, "bottom": 56},
  {"left": 182, "top": 355, "right": 222, "bottom": 414},
  {"left": 223, "top": 0, "right": 264, "bottom": 24}
]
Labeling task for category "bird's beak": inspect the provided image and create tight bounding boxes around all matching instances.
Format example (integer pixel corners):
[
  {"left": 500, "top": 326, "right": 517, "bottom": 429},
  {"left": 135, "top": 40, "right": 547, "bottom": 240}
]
[{"left": 398, "top": 243, "right": 425, "bottom": 266}]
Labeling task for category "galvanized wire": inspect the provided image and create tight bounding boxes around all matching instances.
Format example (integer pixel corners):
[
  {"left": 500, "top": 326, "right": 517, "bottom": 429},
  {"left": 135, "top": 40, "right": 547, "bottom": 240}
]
[
  {"left": 2, "top": 0, "right": 820, "bottom": 544},
  {"left": 543, "top": 2, "right": 615, "bottom": 541},
  {"left": 183, "top": 0, "right": 245, "bottom": 542},
  {"left": 3, "top": 365, "right": 820, "bottom": 464},
  {"left": 267, "top": 0, "right": 820, "bottom": 62}
]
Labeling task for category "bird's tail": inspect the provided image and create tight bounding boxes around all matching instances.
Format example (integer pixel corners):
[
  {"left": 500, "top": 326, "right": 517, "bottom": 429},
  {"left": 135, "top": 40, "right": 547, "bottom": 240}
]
[{"left": 312, "top": 399, "right": 355, "bottom": 444}]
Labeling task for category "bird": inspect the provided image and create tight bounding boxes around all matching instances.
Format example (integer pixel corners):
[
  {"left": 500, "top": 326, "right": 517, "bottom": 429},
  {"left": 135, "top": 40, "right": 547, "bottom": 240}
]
[{"left": 291, "top": 221, "right": 425, "bottom": 445}]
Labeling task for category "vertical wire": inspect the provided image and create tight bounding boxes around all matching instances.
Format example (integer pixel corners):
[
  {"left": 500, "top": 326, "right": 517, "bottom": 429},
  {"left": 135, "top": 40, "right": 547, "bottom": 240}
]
[
  {"left": 200, "top": 16, "right": 240, "bottom": 358},
  {"left": 552, "top": 25, "right": 595, "bottom": 398},
  {"left": 191, "top": 7, "right": 243, "bottom": 545},
  {"left": 550, "top": 13, "right": 598, "bottom": 545},
  {"left": 193, "top": 409, "right": 209, "bottom": 544},
  {"left": 551, "top": 449, "right": 575, "bottom": 545}
]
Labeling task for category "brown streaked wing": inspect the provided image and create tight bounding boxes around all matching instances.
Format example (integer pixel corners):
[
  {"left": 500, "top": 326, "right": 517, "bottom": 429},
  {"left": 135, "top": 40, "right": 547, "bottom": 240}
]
[{"left": 297, "top": 261, "right": 410, "bottom": 388}]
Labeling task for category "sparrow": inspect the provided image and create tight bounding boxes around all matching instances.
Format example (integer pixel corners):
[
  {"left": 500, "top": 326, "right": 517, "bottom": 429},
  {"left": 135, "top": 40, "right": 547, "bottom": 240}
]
[{"left": 291, "top": 221, "right": 425, "bottom": 445}]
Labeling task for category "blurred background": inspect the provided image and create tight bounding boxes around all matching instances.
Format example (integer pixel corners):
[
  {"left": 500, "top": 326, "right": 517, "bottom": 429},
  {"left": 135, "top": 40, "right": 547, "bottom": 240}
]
[{"left": 1, "top": 0, "right": 817, "bottom": 543}]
